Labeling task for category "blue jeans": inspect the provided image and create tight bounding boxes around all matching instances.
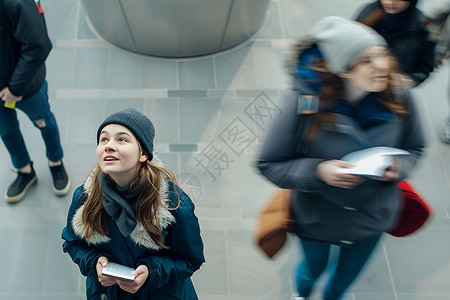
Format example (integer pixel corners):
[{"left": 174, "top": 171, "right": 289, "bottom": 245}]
[
  {"left": 0, "top": 81, "right": 63, "bottom": 169},
  {"left": 295, "top": 234, "right": 381, "bottom": 300}
]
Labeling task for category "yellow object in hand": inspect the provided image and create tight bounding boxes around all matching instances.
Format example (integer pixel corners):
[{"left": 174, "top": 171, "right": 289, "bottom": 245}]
[{"left": 4, "top": 102, "right": 15, "bottom": 109}]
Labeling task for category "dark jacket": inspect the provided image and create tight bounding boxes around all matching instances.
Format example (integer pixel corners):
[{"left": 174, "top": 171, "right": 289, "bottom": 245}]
[
  {"left": 355, "top": 1, "right": 435, "bottom": 86},
  {"left": 61, "top": 157, "right": 205, "bottom": 300},
  {"left": 0, "top": 0, "right": 52, "bottom": 98},
  {"left": 256, "top": 45, "right": 426, "bottom": 245}
]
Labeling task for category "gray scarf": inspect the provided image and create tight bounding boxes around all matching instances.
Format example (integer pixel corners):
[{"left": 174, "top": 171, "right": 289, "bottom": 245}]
[{"left": 99, "top": 173, "right": 143, "bottom": 237}]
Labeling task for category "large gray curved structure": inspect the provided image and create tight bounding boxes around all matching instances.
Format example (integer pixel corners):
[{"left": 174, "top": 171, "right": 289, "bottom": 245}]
[{"left": 81, "top": 0, "right": 271, "bottom": 58}]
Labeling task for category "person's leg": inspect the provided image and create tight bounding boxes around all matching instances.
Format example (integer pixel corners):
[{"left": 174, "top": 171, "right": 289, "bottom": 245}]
[
  {"left": 295, "top": 238, "right": 331, "bottom": 298},
  {"left": 442, "top": 119, "right": 450, "bottom": 143},
  {"left": 17, "top": 81, "right": 70, "bottom": 195},
  {"left": 0, "top": 106, "right": 37, "bottom": 202},
  {"left": 322, "top": 234, "right": 381, "bottom": 300},
  {"left": 0, "top": 106, "right": 31, "bottom": 169},
  {"left": 17, "top": 81, "right": 63, "bottom": 163},
  {"left": 442, "top": 66, "right": 450, "bottom": 144}
]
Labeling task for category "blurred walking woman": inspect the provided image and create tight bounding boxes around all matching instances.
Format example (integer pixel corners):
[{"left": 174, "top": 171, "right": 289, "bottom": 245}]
[
  {"left": 62, "top": 109, "right": 205, "bottom": 299},
  {"left": 256, "top": 17, "right": 425, "bottom": 300}
]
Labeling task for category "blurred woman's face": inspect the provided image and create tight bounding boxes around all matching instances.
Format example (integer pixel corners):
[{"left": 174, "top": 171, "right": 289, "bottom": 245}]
[
  {"left": 340, "top": 46, "right": 390, "bottom": 93},
  {"left": 380, "top": 0, "right": 411, "bottom": 14}
]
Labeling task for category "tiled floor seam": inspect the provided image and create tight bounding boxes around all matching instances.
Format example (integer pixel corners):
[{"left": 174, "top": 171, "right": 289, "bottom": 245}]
[{"left": 381, "top": 240, "right": 399, "bottom": 300}]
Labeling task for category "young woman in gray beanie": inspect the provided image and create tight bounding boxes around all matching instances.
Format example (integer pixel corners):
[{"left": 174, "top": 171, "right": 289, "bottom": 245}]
[
  {"left": 62, "top": 108, "right": 205, "bottom": 299},
  {"left": 256, "top": 16, "right": 425, "bottom": 300}
]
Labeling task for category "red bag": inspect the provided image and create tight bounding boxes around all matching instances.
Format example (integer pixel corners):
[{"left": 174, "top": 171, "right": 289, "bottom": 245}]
[{"left": 388, "top": 180, "right": 433, "bottom": 237}]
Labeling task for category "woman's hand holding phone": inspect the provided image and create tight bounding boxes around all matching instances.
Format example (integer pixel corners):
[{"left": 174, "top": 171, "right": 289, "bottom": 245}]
[
  {"left": 96, "top": 256, "right": 149, "bottom": 293},
  {"left": 116, "top": 265, "right": 149, "bottom": 294},
  {"left": 96, "top": 257, "right": 117, "bottom": 287}
]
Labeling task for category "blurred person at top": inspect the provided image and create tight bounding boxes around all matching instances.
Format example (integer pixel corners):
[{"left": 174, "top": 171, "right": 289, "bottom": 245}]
[
  {"left": 256, "top": 16, "right": 425, "bottom": 300},
  {"left": 428, "top": 1, "right": 450, "bottom": 143},
  {"left": 355, "top": 0, "right": 436, "bottom": 87},
  {"left": 0, "top": 0, "right": 70, "bottom": 203}
]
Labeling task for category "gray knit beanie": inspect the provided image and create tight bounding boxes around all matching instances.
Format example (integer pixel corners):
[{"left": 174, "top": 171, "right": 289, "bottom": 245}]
[
  {"left": 97, "top": 108, "right": 155, "bottom": 161},
  {"left": 310, "top": 16, "right": 387, "bottom": 74}
]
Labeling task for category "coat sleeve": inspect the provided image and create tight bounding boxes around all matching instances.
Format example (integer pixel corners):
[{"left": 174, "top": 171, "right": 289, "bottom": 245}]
[
  {"left": 61, "top": 186, "right": 112, "bottom": 277},
  {"left": 396, "top": 92, "right": 427, "bottom": 180},
  {"left": 6, "top": 0, "right": 52, "bottom": 96},
  {"left": 255, "top": 90, "right": 327, "bottom": 192},
  {"left": 410, "top": 29, "right": 435, "bottom": 86},
  {"left": 138, "top": 183, "right": 205, "bottom": 289}
]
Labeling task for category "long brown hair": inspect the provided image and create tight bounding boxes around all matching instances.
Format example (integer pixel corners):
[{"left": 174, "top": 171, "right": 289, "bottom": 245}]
[
  {"left": 81, "top": 158, "right": 180, "bottom": 250},
  {"left": 285, "top": 39, "right": 411, "bottom": 140}
]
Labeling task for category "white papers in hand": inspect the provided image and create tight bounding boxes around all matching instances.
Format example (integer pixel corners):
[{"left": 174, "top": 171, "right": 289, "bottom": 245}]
[{"left": 338, "top": 147, "right": 409, "bottom": 177}]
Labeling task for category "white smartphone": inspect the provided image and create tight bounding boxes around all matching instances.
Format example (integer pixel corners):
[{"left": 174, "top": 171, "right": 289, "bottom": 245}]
[{"left": 101, "top": 262, "right": 135, "bottom": 282}]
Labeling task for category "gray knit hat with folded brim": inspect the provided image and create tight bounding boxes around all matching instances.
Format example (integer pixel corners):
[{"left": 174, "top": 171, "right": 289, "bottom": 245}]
[
  {"left": 97, "top": 108, "right": 155, "bottom": 161},
  {"left": 310, "top": 16, "right": 387, "bottom": 74}
]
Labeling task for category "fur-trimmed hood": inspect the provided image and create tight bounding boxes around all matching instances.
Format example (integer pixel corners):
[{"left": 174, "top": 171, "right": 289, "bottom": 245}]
[
  {"left": 71, "top": 153, "right": 176, "bottom": 251},
  {"left": 284, "top": 39, "right": 324, "bottom": 95}
]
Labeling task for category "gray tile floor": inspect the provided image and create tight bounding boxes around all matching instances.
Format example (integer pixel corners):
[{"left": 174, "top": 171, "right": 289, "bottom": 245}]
[{"left": 1, "top": 0, "right": 449, "bottom": 299}]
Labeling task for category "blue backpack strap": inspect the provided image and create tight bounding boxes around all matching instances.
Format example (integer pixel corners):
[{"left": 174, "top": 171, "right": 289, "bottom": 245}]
[
  {"left": 294, "top": 96, "right": 315, "bottom": 155},
  {"left": 391, "top": 76, "right": 412, "bottom": 148}
]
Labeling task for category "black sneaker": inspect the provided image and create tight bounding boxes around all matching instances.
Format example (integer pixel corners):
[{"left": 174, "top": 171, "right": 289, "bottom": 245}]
[
  {"left": 49, "top": 162, "right": 71, "bottom": 196},
  {"left": 5, "top": 165, "right": 37, "bottom": 203}
]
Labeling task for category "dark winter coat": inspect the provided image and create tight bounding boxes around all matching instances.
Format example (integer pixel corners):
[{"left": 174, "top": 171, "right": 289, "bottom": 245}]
[
  {"left": 61, "top": 157, "right": 205, "bottom": 300},
  {"left": 256, "top": 45, "right": 426, "bottom": 246},
  {"left": 355, "top": 1, "right": 435, "bottom": 86},
  {"left": 0, "top": 0, "right": 52, "bottom": 98}
]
